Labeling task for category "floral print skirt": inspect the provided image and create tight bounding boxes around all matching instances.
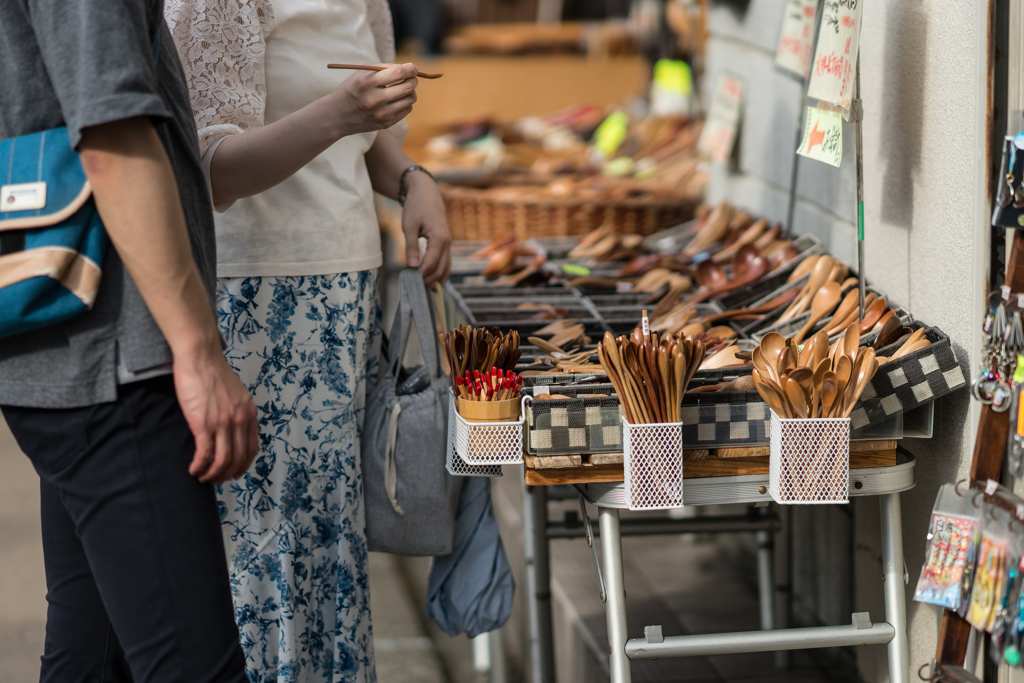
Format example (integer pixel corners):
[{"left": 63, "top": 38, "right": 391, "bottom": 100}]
[{"left": 215, "top": 271, "right": 381, "bottom": 683}]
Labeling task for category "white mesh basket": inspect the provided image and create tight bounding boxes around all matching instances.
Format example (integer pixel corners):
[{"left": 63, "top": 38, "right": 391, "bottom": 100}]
[
  {"left": 768, "top": 410, "right": 850, "bottom": 504},
  {"left": 452, "top": 400, "right": 524, "bottom": 465},
  {"left": 445, "top": 393, "right": 503, "bottom": 477},
  {"left": 621, "top": 418, "right": 684, "bottom": 511}
]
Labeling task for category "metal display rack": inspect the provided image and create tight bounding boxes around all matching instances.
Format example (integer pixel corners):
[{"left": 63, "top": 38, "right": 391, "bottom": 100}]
[{"left": 521, "top": 453, "right": 915, "bottom": 683}]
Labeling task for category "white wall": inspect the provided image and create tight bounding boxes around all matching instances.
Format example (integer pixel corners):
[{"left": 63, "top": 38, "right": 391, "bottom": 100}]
[{"left": 703, "top": 0, "right": 987, "bottom": 679}]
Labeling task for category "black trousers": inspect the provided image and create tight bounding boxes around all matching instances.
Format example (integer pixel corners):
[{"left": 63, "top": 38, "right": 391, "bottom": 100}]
[{"left": 2, "top": 377, "right": 248, "bottom": 683}]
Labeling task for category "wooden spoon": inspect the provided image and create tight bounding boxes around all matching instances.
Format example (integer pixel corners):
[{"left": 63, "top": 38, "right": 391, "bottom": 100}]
[
  {"left": 842, "top": 348, "right": 878, "bottom": 417},
  {"left": 753, "top": 369, "right": 790, "bottom": 417},
  {"left": 834, "top": 354, "right": 853, "bottom": 406},
  {"left": 821, "top": 374, "right": 839, "bottom": 418},
  {"left": 788, "top": 254, "right": 820, "bottom": 282},
  {"left": 889, "top": 328, "right": 927, "bottom": 360},
  {"left": 785, "top": 377, "right": 810, "bottom": 418},
  {"left": 327, "top": 63, "right": 444, "bottom": 79},
  {"left": 821, "top": 288, "right": 859, "bottom": 336},
  {"left": 793, "top": 281, "right": 841, "bottom": 343},
  {"left": 789, "top": 367, "right": 816, "bottom": 417},
  {"left": 858, "top": 297, "right": 888, "bottom": 335},
  {"left": 842, "top": 322, "right": 860, "bottom": 362},
  {"left": 780, "top": 255, "right": 834, "bottom": 322},
  {"left": 873, "top": 315, "right": 904, "bottom": 349}
]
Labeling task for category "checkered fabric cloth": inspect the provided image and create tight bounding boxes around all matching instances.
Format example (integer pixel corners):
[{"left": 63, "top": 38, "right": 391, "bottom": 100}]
[
  {"left": 681, "top": 394, "right": 770, "bottom": 446},
  {"left": 526, "top": 394, "right": 623, "bottom": 455},
  {"left": 850, "top": 326, "right": 966, "bottom": 430}
]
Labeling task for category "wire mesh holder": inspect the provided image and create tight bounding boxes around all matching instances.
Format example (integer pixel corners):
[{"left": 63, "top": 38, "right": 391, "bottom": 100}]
[
  {"left": 446, "top": 393, "right": 503, "bottom": 477},
  {"left": 768, "top": 410, "right": 850, "bottom": 504},
  {"left": 621, "top": 418, "right": 684, "bottom": 511},
  {"left": 451, "top": 400, "right": 524, "bottom": 465}
]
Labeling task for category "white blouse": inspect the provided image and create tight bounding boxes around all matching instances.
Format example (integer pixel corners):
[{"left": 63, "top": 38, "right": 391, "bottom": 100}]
[{"left": 165, "top": 0, "right": 399, "bottom": 277}]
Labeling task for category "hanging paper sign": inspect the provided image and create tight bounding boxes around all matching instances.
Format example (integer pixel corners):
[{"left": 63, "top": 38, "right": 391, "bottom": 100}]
[
  {"left": 806, "top": 0, "right": 864, "bottom": 114},
  {"left": 697, "top": 74, "right": 744, "bottom": 163},
  {"left": 775, "top": 0, "right": 818, "bottom": 79},
  {"left": 796, "top": 106, "right": 843, "bottom": 167}
]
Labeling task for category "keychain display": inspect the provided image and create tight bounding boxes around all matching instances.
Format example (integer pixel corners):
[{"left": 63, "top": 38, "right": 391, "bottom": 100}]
[
  {"left": 1009, "top": 352, "right": 1024, "bottom": 479},
  {"left": 914, "top": 484, "right": 981, "bottom": 610},
  {"left": 994, "top": 133, "right": 1024, "bottom": 229},
  {"left": 972, "top": 286, "right": 1023, "bottom": 412}
]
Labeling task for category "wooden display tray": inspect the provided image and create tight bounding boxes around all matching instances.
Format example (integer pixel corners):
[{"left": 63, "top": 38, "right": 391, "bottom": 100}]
[{"left": 523, "top": 440, "right": 897, "bottom": 486}]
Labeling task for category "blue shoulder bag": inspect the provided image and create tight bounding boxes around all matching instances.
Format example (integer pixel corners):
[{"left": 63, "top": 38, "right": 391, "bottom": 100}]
[{"left": 0, "top": 27, "right": 161, "bottom": 340}]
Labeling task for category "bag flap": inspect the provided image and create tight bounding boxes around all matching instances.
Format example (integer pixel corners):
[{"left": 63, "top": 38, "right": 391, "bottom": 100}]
[{"left": 0, "top": 127, "right": 91, "bottom": 231}]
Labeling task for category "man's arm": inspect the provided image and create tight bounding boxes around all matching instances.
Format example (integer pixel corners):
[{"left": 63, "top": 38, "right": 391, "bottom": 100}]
[
  {"left": 79, "top": 116, "right": 257, "bottom": 484},
  {"left": 364, "top": 132, "right": 452, "bottom": 286}
]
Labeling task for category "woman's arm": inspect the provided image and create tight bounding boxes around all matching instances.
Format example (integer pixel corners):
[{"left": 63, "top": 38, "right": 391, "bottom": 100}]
[
  {"left": 364, "top": 132, "right": 452, "bottom": 285},
  {"left": 209, "top": 65, "right": 419, "bottom": 205}
]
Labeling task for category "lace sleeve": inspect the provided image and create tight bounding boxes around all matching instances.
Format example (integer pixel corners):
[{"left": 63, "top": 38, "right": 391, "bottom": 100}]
[{"left": 163, "top": 0, "right": 275, "bottom": 157}]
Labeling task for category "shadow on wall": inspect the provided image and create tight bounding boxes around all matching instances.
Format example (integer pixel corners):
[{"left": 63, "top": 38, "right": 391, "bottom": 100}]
[{"left": 880, "top": 0, "right": 928, "bottom": 228}]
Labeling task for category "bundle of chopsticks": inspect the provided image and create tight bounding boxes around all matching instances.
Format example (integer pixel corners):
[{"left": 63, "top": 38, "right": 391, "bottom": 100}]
[
  {"left": 455, "top": 368, "right": 523, "bottom": 402},
  {"left": 597, "top": 327, "right": 705, "bottom": 425},
  {"left": 751, "top": 325, "right": 878, "bottom": 420},
  {"left": 440, "top": 325, "right": 522, "bottom": 391}
]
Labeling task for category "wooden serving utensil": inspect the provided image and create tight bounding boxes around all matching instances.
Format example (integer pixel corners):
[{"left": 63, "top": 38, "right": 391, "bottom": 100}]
[
  {"left": 888, "top": 328, "right": 928, "bottom": 360},
  {"left": 753, "top": 369, "right": 790, "bottom": 416},
  {"left": 821, "top": 373, "right": 839, "bottom": 418},
  {"left": 784, "top": 377, "right": 810, "bottom": 418},
  {"left": 858, "top": 297, "right": 888, "bottom": 335},
  {"left": 327, "top": 63, "right": 444, "bottom": 79},
  {"left": 793, "top": 281, "right": 841, "bottom": 343}
]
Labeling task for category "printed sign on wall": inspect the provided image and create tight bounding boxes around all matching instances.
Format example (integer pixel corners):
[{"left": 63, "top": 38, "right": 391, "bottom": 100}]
[
  {"left": 697, "top": 74, "right": 744, "bottom": 163},
  {"left": 796, "top": 106, "right": 843, "bottom": 167},
  {"left": 806, "top": 0, "right": 863, "bottom": 114},
  {"left": 775, "top": 0, "right": 818, "bottom": 79}
]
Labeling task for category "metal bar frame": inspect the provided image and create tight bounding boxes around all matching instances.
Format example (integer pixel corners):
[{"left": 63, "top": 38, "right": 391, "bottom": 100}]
[{"left": 597, "top": 491, "right": 909, "bottom": 683}]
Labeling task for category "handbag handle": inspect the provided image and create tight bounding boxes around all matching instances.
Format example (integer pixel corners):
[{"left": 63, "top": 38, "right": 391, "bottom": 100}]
[{"left": 386, "top": 269, "right": 444, "bottom": 381}]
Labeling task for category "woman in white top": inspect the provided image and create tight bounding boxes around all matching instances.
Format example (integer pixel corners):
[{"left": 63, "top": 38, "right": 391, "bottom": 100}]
[{"left": 164, "top": 1, "right": 451, "bottom": 680}]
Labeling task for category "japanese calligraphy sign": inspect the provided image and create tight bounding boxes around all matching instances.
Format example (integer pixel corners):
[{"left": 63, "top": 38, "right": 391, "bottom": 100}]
[
  {"left": 697, "top": 74, "right": 744, "bottom": 163},
  {"left": 775, "top": 0, "right": 818, "bottom": 79},
  {"left": 797, "top": 106, "right": 843, "bottom": 167},
  {"left": 806, "top": 0, "right": 863, "bottom": 114}
]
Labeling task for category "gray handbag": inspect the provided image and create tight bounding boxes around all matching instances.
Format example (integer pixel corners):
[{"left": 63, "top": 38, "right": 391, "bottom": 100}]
[{"left": 362, "top": 269, "right": 463, "bottom": 555}]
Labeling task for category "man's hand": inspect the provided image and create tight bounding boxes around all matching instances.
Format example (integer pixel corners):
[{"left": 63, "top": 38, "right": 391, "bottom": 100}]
[
  {"left": 401, "top": 172, "right": 452, "bottom": 286},
  {"left": 175, "top": 346, "right": 259, "bottom": 484},
  {"left": 80, "top": 117, "right": 259, "bottom": 484},
  {"left": 328, "top": 63, "right": 419, "bottom": 137}
]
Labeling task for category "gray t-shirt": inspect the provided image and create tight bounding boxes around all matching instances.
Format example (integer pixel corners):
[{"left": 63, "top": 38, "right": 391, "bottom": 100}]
[{"left": 0, "top": 0, "right": 217, "bottom": 408}]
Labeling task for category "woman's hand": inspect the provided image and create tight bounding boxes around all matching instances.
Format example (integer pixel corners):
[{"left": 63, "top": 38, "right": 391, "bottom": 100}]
[
  {"left": 326, "top": 63, "right": 420, "bottom": 137},
  {"left": 401, "top": 172, "right": 452, "bottom": 286}
]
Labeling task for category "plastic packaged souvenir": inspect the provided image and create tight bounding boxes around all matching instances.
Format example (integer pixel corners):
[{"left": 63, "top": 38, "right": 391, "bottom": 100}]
[
  {"left": 914, "top": 485, "right": 982, "bottom": 611},
  {"left": 967, "top": 507, "right": 1013, "bottom": 632}
]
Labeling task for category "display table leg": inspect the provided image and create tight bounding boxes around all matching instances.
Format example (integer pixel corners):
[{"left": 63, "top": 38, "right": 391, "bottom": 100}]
[
  {"left": 599, "top": 506, "right": 632, "bottom": 683},
  {"left": 880, "top": 492, "right": 909, "bottom": 683},
  {"left": 523, "top": 482, "right": 555, "bottom": 683}
]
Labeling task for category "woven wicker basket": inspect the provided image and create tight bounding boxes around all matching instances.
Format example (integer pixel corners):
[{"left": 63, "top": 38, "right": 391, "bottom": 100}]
[{"left": 442, "top": 184, "right": 700, "bottom": 241}]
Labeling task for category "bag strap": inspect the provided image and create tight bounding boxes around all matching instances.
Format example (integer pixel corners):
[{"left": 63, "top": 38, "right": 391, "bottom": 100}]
[{"left": 386, "top": 269, "right": 443, "bottom": 380}]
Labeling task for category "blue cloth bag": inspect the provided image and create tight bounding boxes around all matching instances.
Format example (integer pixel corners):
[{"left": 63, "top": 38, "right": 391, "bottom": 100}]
[
  {"left": 425, "top": 476, "right": 514, "bottom": 638},
  {"left": 0, "top": 127, "right": 109, "bottom": 339}
]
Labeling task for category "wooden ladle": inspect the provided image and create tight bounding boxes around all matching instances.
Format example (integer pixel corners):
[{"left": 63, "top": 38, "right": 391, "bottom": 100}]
[
  {"left": 328, "top": 63, "right": 444, "bottom": 79},
  {"left": 793, "top": 282, "right": 841, "bottom": 344}
]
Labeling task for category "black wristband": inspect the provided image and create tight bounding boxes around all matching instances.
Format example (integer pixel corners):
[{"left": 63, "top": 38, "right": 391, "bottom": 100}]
[{"left": 397, "top": 165, "right": 435, "bottom": 206}]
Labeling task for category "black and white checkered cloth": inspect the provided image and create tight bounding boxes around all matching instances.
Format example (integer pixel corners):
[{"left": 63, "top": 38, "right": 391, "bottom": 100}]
[
  {"left": 526, "top": 395, "right": 623, "bottom": 455},
  {"left": 850, "top": 326, "right": 966, "bottom": 430}
]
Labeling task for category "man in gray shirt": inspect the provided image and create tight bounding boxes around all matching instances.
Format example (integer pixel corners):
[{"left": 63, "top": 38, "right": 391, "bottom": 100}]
[{"left": 0, "top": 1, "right": 258, "bottom": 680}]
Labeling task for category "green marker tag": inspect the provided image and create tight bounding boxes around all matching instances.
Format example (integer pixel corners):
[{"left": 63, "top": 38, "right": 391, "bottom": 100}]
[
  {"left": 562, "top": 264, "right": 591, "bottom": 276},
  {"left": 1014, "top": 355, "right": 1024, "bottom": 384}
]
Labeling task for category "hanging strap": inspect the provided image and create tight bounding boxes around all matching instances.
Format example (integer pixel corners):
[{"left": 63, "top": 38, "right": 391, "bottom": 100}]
[{"left": 386, "top": 269, "right": 443, "bottom": 381}]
